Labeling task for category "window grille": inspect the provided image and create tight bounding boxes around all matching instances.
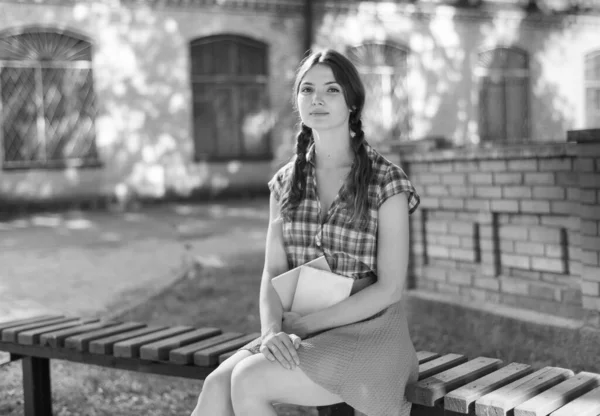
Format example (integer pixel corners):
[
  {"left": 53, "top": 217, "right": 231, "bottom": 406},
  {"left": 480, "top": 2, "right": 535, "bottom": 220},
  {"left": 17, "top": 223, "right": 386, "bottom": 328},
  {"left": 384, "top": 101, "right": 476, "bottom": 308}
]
[
  {"left": 585, "top": 51, "right": 600, "bottom": 128},
  {"left": 347, "top": 42, "right": 410, "bottom": 142},
  {"left": 477, "top": 47, "right": 530, "bottom": 144},
  {"left": 190, "top": 35, "right": 271, "bottom": 161},
  {"left": 0, "top": 29, "right": 98, "bottom": 169}
]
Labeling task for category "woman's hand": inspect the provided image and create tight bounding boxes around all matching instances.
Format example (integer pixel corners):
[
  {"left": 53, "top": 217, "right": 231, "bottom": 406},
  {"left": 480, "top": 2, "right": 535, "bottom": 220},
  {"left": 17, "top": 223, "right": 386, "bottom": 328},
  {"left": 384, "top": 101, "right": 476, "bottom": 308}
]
[
  {"left": 259, "top": 331, "right": 301, "bottom": 370},
  {"left": 282, "top": 311, "right": 309, "bottom": 339}
]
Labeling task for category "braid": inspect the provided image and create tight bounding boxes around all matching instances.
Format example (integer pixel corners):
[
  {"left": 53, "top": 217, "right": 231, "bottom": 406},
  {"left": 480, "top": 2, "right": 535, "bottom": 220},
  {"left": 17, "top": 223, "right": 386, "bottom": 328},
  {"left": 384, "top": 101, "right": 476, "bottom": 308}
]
[
  {"left": 346, "top": 111, "right": 373, "bottom": 229},
  {"left": 280, "top": 123, "right": 313, "bottom": 219}
]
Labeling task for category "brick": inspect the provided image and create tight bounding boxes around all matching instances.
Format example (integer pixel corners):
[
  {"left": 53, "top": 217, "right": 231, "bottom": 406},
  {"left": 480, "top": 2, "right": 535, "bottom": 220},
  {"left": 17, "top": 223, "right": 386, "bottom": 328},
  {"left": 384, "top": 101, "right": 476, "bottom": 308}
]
[
  {"left": 410, "top": 163, "right": 430, "bottom": 173},
  {"left": 520, "top": 200, "right": 551, "bottom": 213},
  {"left": 514, "top": 241, "right": 545, "bottom": 256},
  {"left": 481, "top": 263, "right": 497, "bottom": 277},
  {"left": 566, "top": 188, "right": 580, "bottom": 201},
  {"left": 460, "top": 236, "right": 475, "bottom": 249},
  {"left": 417, "top": 279, "right": 437, "bottom": 291},
  {"left": 474, "top": 277, "right": 500, "bottom": 290},
  {"left": 582, "top": 220, "right": 599, "bottom": 236},
  {"left": 562, "top": 288, "right": 582, "bottom": 305},
  {"left": 491, "top": 200, "right": 519, "bottom": 212},
  {"left": 555, "top": 172, "right": 579, "bottom": 187},
  {"left": 597, "top": 159, "right": 600, "bottom": 172},
  {"left": 583, "top": 265, "right": 600, "bottom": 282},
  {"left": 508, "top": 267, "right": 541, "bottom": 280},
  {"left": 539, "top": 158, "right": 573, "bottom": 172},
  {"left": 500, "top": 277, "right": 530, "bottom": 295},
  {"left": 426, "top": 221, "right": 448, "bottom": 233},
  {"left": 581, "top": 204, "right": 600, "bottom": 220},
  {"left": 503, "top": 186, "right": 532, "bottom": 199},
  {"left": 442, "top": 173, "right": 467, "bottom": 185},
  {"left": 541, "top": 272, "right": 574, "bottom": 286},
  {"left": 423, "top": 266, "right": 448, "bottom": 282},
  {"left": 582, "top": 280, "right": 600, "bottom": 297},
  {"left": 466, "top": 199, "right": 491, "bottom": 211},
  {"left": 456, "top": 261, "right": 479, "bottom": 272},
  {"left": 480, "top": 240, "right": 494, "bottom": 253},
  {"left": 529, "top": 226, "right": 562, "bottom": 243},
  {"left": 508, "top": 159, "right": 538, "bottom": 171},
  {"left": 579, "top": 143, "right": 600, "bottom": 156},
  {"left": 509, "top": 214, "right": 540, "bottom": 225},
  {"left": 531, "top": 257, "right": 565, "bottom": 273},
  {"left": 448, "top": 270, "right": 473, "bottom": 285},
  {"left": 541, "top": 216, "right": 578, "bottom": 230},
  {"left": 499, "top": 225, "right": 528, "bottom": 240},
  {"left": 581, "top": 173, "right": 600, "bottom": 189},
  {"left": 428, "top": 245, "right": 450, "bottom": 258},
  {"left": 582, "top": 235, "right": 600, "bottom": 250},
  {"left": 581, "top": 189, "right": 598, "bottom": 204},
  {"left": 436, "top": 234, "right": 461, "bottom": 246},
  {"left": 430, "top": 211, "right": 458, "bottom": 220},
  {"left": 581, "top": 249, "right": 600, "bottom": 267},
  {"left": 529, "top": 282, "right": 562, "bottom": 301},
  {"left": 582, "top": 295, "right": 600, "bottom": 311},
  {"left": 430, "top": 162, "right": 454, "bottom": 173},
  {"left": 501, "top": 253, "right": 531, "bottom": 269},
  {"left": 420, "top": 197, "right": 441, "bottom": 208},
  {"left": 451, "top": 248, "right": 476, "bottom": 262},
  {"left": 441, "top": 198, "right": 465, "bottom": 209},
  {"left": 545, "top": 244, "right": 563, "bottom": 258},
  {"left": 437, "top": 282, "right": 461, "bottom": 294},
  {"left": 426, "top": 185, "right": 449, "bottom": 196},
  {"left": 453, "top": 161, "right": 479, "bottom": 172},
  {"left": 494, "top": 173, "right": 523, "bottom": 185},
  {"left": 550, "top": 201, "right": 576, "bottom": 215},
  {"left": 475, "top": 186, "right": 502, "bottom": 199},
  {"left": 481, "top": 160, "right": 507, "bottom": 171},
  {"left": 532, "top": 186, "right": 566, "bottom": 200},
  {"left": 524, "top": 172, "right": 555, "bottom": 185},
  {"left": 500, "top": 240, "right": 515, "bottom": 252},
  {"left": 447, "top": 185, "right": 475, "bottom": 198},
  {"left": 469, "top": 173, "right": 494, "bottom": 184},
  {"left": 449, "top": 222, "right": 474, "bottom": 236},
  {"left": 574, "top": 157, "right": 594, "bottom": 172},
  {"left": 480, "top": 225, "right": 493, "bottom": 238},
  {"left": 414, "top": 173, "right": 443, "bottom": 184}
]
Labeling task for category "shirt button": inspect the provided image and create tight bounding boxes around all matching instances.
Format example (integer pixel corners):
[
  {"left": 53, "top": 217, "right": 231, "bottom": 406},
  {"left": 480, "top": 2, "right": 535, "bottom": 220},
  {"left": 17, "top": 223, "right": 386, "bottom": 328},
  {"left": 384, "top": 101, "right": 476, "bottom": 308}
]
[{"left": 316, "top": 241, "right": 322, "bottom": 247}]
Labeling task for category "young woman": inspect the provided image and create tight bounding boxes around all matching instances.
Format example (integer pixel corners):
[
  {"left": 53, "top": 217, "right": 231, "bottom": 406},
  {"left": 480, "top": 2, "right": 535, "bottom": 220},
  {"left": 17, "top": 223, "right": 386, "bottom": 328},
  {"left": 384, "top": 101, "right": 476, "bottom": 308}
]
[{"left": 190, "top": 48, "right": 420, "bottom": 416}]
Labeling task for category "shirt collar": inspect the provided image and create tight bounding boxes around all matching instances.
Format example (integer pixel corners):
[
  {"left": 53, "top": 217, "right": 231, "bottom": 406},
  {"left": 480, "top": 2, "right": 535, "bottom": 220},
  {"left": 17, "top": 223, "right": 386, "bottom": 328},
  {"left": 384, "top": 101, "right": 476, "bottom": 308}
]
[{"left": 305, "top": 139, "right": 372, "bottom": 167}]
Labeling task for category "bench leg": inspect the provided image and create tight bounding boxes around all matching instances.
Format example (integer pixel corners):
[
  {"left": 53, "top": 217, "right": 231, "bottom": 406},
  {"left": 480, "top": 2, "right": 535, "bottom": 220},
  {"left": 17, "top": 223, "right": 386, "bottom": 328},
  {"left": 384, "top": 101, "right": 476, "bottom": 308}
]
[{"left": 22, "top": 356, "right": 52, "bottom": 416}]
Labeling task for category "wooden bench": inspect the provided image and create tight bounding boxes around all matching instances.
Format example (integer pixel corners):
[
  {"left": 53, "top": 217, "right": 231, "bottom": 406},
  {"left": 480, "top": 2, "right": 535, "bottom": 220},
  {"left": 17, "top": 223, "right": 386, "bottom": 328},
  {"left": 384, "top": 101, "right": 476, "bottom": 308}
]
[{"left": 1, "top": 315, "right": 599, "bottom": 416}]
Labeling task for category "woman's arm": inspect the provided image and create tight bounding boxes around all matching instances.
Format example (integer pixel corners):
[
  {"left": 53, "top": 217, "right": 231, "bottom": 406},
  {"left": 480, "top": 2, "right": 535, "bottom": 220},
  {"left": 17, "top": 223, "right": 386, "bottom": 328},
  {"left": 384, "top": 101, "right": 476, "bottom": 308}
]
[
  {"left": 299, "top": 192, "right": 410, "bottom": 334},
  {"left": 258, "top": 193, "right": 290, "bottom": 338}
]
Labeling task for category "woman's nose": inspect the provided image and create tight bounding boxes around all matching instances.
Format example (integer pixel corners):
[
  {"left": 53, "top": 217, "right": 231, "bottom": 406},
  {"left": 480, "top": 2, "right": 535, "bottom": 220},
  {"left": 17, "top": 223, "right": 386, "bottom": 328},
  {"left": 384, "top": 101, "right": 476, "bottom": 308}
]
[{"left": 311, "top": 92, "right": 324, "bottom": 106}]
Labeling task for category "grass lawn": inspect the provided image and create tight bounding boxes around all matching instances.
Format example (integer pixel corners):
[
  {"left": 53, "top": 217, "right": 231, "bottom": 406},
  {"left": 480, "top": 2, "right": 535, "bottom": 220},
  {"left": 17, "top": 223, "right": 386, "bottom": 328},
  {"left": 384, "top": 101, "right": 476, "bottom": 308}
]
[{"left": 1, "top": 251, "right": 598, "bottom": 416}]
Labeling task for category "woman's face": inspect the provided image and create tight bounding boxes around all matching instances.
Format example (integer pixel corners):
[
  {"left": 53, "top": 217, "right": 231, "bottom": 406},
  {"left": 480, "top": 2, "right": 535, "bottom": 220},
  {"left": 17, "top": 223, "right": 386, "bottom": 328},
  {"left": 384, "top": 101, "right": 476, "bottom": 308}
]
[{"left": 297, "top": 64, "right": 351, "bottom": 132}]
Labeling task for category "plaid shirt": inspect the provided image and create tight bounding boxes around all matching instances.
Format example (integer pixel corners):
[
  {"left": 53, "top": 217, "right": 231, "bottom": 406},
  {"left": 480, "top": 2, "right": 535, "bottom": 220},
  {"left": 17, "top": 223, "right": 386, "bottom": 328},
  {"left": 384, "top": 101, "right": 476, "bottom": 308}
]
[{"left": 269, "top": 141, "right": 419, "bottom": 280}]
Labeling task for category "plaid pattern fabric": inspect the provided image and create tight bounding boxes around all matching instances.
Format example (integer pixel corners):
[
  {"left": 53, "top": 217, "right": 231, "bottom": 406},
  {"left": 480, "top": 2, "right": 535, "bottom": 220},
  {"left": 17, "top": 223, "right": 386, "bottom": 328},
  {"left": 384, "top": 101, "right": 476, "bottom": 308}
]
[{"left": 269, "top": 141, "right": 419, "bottom": 279}]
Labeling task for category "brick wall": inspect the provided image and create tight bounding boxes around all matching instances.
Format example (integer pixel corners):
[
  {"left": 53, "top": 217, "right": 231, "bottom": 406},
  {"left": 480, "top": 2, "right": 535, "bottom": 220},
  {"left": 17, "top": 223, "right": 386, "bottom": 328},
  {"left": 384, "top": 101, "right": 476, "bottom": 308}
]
[{"left": 392, "top": 131, "right": 600, "bottom": 327}]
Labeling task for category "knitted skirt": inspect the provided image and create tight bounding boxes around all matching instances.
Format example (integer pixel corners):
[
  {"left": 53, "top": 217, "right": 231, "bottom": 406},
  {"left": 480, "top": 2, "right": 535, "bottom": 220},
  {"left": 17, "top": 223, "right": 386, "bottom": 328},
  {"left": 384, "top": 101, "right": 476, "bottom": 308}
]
[{"left": 239, "top": 299, "right": 419, "bottom": 416}]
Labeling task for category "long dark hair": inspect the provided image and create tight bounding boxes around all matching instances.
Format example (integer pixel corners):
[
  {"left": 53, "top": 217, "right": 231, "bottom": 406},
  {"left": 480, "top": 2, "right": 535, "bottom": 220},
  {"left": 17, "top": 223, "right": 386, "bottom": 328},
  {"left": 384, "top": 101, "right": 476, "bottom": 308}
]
[{"left": 279, "top": 49, "right": 374, "bottom": 228}]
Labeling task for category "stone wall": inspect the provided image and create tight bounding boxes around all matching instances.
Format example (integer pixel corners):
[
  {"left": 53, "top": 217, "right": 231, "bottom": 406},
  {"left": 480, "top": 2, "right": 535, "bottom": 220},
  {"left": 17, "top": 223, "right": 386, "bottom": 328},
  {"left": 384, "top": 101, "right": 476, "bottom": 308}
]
[{"left": 391, "top": 130, "right": 600, "bottom": 327}]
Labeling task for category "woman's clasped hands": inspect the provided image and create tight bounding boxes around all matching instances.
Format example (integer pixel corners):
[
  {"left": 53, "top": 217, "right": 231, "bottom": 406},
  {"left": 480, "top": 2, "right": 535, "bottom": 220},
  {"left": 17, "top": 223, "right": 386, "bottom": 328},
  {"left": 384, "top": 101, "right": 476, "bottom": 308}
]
[{"left": 259, "top": 312, "right": 307, "bottom": 370}]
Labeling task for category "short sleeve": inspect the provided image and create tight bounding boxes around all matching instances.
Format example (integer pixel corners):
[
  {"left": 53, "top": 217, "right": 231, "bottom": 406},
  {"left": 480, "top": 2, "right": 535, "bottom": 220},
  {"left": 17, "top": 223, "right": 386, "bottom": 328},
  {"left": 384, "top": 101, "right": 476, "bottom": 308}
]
[
  {"left": 267, "top": 163, "right": 291, "bottom": 202},
  {"left": 378, "top": 164, "right": 420, "bottom": 214}
]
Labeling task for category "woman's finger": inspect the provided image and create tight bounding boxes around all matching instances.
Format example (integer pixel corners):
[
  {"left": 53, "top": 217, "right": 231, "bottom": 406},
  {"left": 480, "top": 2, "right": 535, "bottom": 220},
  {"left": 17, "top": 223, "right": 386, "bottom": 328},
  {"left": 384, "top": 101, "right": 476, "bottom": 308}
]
[
  {"left": 280, "top": 335, "right": 300, "bottom": 366},
  {"left": 259, "top": 344, "right": 276, "bottom": 362},
  {"left": 268, "top": 340, "right": 295, "bottom": 369}
]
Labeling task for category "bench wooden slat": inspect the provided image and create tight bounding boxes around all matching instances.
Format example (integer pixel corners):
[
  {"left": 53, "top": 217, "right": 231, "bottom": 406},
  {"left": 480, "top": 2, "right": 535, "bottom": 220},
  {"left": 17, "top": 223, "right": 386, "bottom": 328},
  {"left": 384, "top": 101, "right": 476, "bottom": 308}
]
[
  {"left": 0, "top": 315, "right": 62, "bottom": 332},
  {"left": 139, "top": 327, "right": 222, "bottom": 361},
  {"left": 475, "top": 366, "right": 574, "bottom": 416},
  {"left": 40, "top": 321, "right": 123, "bottom": 348},
  {"left": 89, "top": 326, "right": 167, "bottom": 355},
  {"left": 170, "top": 332, "right": 245, "bottom": 365},
  {"left": 2, "top": 317, "right": 79, "bottom": 343},
  {"left": 514, "top": 371, "right": 600, "bottom": 416},
  {"left": 193, "top": 333, "right": 261, "bottom": 366},
  {"left": 444, "top": 362, "right": 533, "bottom": 414},
  {"left": 550, "top": 385, "right": 600, "bottom": 416},
  {"left": 416, "top": 351, "right": 441, "bottom": 364},
  {"left": 64, "top": 322, "right": 148, "bottom": 351},
  {"left": 17, "top": 318, "right": 99, "bottom": 345},
  {"left": 407, "top": 357, "right": 503, "bottom": 407},
  {"left": 113, "top": 326, "right": 194, "bottom": 358},
  {"left": 418, "top": 353, "right": 468, "bottom": 381}
]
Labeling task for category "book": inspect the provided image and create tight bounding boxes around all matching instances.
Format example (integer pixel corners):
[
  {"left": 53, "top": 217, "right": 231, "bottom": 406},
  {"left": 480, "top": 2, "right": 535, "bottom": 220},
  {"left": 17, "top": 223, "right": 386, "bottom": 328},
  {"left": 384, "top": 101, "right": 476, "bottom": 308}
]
[
  {"left": 271, "top": 256, "right": 331, "bottom": 311},
  {"left": 290, "top": 266, "right": 353, "bottom": 316}
]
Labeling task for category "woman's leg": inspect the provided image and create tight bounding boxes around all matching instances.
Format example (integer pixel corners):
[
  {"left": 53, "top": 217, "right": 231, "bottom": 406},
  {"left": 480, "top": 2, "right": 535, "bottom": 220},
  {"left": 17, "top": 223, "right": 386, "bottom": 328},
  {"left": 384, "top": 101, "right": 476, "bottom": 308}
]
[
  {"left": 230, "top": 353, "right": 344, "bottom": 416},
  {"left": 190, "top": 350, "right": 253, "bottom": 416}
]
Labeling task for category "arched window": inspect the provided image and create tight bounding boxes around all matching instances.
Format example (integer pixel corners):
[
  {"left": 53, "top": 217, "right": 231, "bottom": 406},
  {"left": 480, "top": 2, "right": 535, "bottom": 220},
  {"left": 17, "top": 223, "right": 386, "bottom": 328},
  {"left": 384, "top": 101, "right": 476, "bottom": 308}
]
[
  {"left": 347, "top": 42, "right": 410, "bottom": 142},
  {"left": 585, "top": 50, "right": 600, "bottom": 127},
  {"left": 190, "top": 34, "right": 270, "bottom": 161},
  {"left": 477, "top": 47, "right": 530, "bottom": 143},
  {"left": 0, "top": 28, "right": 98, "bottom": 169}
]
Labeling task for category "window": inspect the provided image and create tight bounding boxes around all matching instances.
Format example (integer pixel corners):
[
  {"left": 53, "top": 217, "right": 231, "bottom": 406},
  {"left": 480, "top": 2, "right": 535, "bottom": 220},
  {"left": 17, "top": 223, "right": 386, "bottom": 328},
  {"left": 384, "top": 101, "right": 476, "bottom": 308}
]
[
  {"left": 0, "top": 28, "right": 98, "bottom": 169},
  {"left": 347, "top": 42, "right": 410, "bottom": 142},
  {"left": 190, "top": 35, "right": 271, "bottom": 161},
  {"left": 477, "top": 47, "right": 530, "bottom": 144},
  {"left": 585, "top": 51, "right": 600, "bottom": 127}
]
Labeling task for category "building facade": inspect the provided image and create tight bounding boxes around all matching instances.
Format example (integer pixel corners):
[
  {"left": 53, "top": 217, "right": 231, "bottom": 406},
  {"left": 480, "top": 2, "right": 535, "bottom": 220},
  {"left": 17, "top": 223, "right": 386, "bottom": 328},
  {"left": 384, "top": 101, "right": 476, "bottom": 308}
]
[{"left": 0, "top": 0, "right": 598, "bottom": 204}]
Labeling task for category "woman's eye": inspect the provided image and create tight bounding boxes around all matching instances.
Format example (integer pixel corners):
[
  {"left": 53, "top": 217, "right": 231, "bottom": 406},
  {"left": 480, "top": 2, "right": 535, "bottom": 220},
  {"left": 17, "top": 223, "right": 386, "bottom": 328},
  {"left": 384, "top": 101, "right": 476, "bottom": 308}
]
[
  {"left": 301, "top": 87, "right": 313, "bottom": 93},
  {"left": 328, "top": 87, "right": 340, "bottom": 93}
]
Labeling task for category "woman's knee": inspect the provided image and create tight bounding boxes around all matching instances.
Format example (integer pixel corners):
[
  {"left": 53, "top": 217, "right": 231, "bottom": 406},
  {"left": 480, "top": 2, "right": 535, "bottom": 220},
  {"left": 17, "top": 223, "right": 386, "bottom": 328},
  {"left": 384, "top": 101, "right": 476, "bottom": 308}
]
[
  {"left": 230, "top": 356, "right": 268, "bottom": 405},
  {"left": 202, "top": 365, "right": 234, "bottom": 397}
]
